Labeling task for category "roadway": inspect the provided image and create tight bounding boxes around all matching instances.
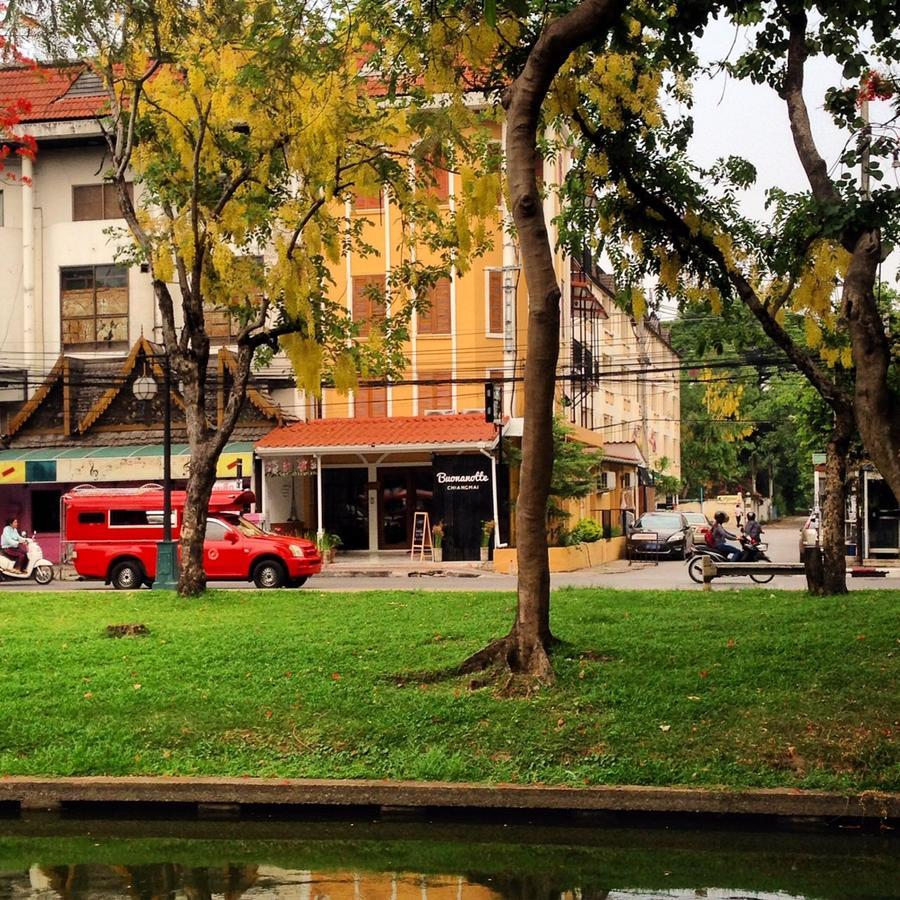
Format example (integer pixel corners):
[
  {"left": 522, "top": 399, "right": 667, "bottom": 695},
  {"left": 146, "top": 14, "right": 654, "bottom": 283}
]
[{"left": 2, "top": 521, "right": 898, "bottom": 592}]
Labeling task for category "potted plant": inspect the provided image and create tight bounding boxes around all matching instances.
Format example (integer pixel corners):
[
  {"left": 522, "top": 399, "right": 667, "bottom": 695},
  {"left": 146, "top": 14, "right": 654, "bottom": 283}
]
[
  {"left": 317, "top": 531, "right": 342, "bottom": 563},
  {"left": 480, "top": 520, "right": 494, "bottom": 562},
  {"left": 432, "top": 521, "right": 444, "bottom": 563}
]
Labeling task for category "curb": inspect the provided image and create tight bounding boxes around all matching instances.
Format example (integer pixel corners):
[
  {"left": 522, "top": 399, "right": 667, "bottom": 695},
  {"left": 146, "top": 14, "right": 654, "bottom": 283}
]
[{"left": 1, "top": 777, "right": 897, "bottom": 823}]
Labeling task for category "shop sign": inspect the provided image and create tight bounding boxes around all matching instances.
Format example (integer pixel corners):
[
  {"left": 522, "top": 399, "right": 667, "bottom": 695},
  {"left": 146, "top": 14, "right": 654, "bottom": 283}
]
[
  {"left": 264, "top": 457, "right": 318, "bottom": 477},
  {"left": 435, "top": 469, "right": 490, "bottom": 492},
  {"left": 0, "top": 462, "right": 26, "bottom": 484},
  {"left": 58, "top": 455, "right": 191, "bottom": 483}
]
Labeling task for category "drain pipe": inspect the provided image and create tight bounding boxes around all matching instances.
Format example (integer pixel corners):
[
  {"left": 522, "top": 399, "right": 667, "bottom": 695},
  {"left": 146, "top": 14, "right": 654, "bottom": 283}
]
[
  {"left": 480, "top": 447, "right": 505, "bottom": 548},
  {"left": 22, "top": 155, "right": 35, "bottom": 372}
]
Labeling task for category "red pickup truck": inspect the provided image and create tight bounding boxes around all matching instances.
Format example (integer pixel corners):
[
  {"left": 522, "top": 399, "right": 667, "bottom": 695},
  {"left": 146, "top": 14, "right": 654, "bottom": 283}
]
[{"left": 62, "top": 485, "right": 321, "bottom": 589}]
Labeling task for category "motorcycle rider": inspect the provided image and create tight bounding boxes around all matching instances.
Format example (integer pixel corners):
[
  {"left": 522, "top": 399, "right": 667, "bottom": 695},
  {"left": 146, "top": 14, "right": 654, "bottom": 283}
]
[
  {"left": 744, "top": 511, "right": 762, "bottom": 543},
  {"left": 711, "top": 511, "right": 742, "bottom": 560},
  {"left": 1, "top": 516, "right": 28, "bottom": 572}
]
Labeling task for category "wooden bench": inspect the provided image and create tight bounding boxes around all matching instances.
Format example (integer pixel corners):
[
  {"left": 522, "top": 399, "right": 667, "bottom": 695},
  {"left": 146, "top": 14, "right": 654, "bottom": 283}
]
[{"left": 702, "top": 556, "right": 807, "bottom": 590}]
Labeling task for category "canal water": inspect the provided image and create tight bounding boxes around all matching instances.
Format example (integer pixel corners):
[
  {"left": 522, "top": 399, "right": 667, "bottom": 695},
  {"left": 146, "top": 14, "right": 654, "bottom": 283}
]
[{"left": 0, "top": 817, "right": 896, "bottom": 900}]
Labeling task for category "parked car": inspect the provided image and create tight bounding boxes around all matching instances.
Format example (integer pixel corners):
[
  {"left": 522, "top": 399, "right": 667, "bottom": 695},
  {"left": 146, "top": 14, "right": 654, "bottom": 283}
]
[
  {"left": 63, "top": 485, "right": 322, "bottom": 589},
  {"left": 799, "top": 510, "right": 819, "bottom": 560},
  {"left": 627, "top": 511, "right": 694, "bottom": 559},
  {"left": 681, "top": 511, "right": 712, "bottom": 542}
]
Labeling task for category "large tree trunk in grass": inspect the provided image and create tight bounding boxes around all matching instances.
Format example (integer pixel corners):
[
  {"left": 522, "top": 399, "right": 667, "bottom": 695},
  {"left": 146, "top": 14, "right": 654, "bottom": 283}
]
[
  {"left": 810, "top": 409, "right": 853, "bottom": 596},
  {"left": 178, "top": 445, "right": 218, "bottom": 597},
  {"left": 456, "top": 0, "right": 626, "bottom": 681},
  {"left": 842, "top": 230, "right": 900, "bottom": 501}
]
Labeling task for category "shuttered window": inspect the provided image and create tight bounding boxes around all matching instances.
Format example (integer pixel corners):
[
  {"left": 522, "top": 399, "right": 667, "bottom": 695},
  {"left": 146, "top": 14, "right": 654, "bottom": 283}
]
[
  {"left": 419, "top": 371, "right": 451, "bottom": 412},
  {"left": 420, "top": 154, "right": 450, "bottom": 202},
  {"left": 61, "top": 265, "right": 129, "bottom": 348},
  {"left": 488, "top": 270, "right": 503, "bottom": 334},
  {"left": 355, "top": 385, "right": 387, "bottom": 417},
  {"left": 352, "top": 274, "right": 387, "bottom": 337},
  {"left": 417, "top": 278, "right": 451, "bottom": 335},
  {"left": 73, "top": 183, "right": 133, "bottom": 221},
  {"left": 353, "top": 187, "right": 382, "bottom": 211}
]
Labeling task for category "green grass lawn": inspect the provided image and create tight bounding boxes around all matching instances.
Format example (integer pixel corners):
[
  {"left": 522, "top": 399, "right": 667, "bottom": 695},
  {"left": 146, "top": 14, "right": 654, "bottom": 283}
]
[{"left": 0, "top": 587, "right": 897, "bottom": 791}]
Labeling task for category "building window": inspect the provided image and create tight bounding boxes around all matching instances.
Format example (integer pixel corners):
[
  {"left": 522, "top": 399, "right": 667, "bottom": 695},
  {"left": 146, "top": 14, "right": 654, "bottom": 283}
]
[
  {"left": 418, "top": 278, "right": 451, "bottom": 335},
  {"left": 352, "top": 274, "right": 387, "bottom": 337},
  {"left": 488, "top": 269, "right": 503, "bottom": 335},
  {"left": 205, "top": 256, "right": 264, "bottom": 342},
  {"left": 353, "top": 186, "right": 383, "bottom": 212},
  {"left": 61, "top": 265, "right": 129, "bottom": 348},
  {"left": 420, "top": 153, "right": 450, "bottom": 202},
  {"left": 72, "top": 182, "right": 134, "bottom": 221},
  {"left": 419, "top": 370, "right": 451, "bottom": 412},
  {"left": 355, "top": 385, "right": 387, "bottom": 417}
]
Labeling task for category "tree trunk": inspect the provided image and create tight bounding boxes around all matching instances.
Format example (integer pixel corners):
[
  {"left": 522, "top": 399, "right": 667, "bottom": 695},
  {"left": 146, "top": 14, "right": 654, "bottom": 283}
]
[
  {"left": 842, "top": 230, "right": 900, "bottom": 501},
  {"left": 808, "top": 409, "right": 852, "bottom": 596},
  {"left": 472, "top": 0, "right": 624, "bottom": 681},
  {"left": 179, "top": 446, "right": 218, "bottom": 597}
]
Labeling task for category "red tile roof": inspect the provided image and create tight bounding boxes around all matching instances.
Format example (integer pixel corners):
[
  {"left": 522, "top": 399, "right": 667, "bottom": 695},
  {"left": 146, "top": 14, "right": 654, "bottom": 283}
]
[
  {"left": 0, "top": 64, "right": 107, "bottom": 122},
  {"left": 257, "top": 413, "right": 496, "bottom": 451}
]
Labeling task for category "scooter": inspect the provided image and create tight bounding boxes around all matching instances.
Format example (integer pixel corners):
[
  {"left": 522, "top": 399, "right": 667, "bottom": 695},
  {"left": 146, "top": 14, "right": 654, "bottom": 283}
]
[
  {"left": 687, "top": 534, "right": 773, "bottom": 584},
  {"left": 0, "top": 534, "right": 55, "bottom": 584}
]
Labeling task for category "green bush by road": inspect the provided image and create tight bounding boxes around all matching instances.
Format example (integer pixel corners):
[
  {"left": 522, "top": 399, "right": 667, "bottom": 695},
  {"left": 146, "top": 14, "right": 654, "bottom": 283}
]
[{"left": 0, "top": 587, "right": 896, "bottom": 791}]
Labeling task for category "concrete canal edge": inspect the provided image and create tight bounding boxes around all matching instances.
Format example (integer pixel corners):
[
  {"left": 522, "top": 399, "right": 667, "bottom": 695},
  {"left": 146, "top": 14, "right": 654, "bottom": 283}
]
[{"left": 1, "top": 777, "right": 897, "bottom": 824}]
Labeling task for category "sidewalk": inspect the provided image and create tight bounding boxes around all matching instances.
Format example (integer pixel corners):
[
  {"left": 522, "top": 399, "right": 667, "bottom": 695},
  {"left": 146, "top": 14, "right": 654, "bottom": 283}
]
[{"left": 2, "top": 775, "right": 897, "bottom": 824}]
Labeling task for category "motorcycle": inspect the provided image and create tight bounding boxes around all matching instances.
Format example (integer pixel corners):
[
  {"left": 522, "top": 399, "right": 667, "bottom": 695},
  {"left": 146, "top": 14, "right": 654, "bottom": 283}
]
[
  {"left": 0, "top": 534, "right": 55, "bottom": 584},
  {"left": 687, "top": 534, "right": 773, "bottom": 584}
]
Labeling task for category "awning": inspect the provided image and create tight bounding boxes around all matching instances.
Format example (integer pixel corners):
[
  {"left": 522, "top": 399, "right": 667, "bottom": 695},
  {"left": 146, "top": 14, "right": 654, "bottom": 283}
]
[
  {"left": 0, "top": 442, "right": 254, "bottom": 485},
  {"left": 256, "top": 413, "right": 498, "bottom": 457}
]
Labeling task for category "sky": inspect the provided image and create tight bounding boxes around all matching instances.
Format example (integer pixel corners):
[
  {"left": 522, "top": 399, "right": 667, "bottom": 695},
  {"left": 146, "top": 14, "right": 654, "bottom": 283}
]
[{"left": 686, "top": 16, "right": 899, "bottom": 285}]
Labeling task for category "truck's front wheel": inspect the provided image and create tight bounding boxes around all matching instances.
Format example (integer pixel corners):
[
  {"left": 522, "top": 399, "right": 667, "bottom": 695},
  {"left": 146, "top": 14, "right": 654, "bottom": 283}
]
[{"left": 253, "top": 559, "right": 286, "bottom": 589}]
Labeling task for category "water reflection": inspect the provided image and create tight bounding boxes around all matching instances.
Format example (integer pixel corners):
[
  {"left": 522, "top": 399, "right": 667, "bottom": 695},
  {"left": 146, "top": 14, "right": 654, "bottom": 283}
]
[{"left": 0, "top": 820, "right": 896, "bottom": 900}]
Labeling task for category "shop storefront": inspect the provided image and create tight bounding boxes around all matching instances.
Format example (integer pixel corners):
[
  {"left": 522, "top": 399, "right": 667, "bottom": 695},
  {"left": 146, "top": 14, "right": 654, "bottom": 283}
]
[
  {"left": 256, "top": 414, "right": 505, "bottom": 560},
  {"left": 0, "top": 339, "right": 285, "bottom": 562}
]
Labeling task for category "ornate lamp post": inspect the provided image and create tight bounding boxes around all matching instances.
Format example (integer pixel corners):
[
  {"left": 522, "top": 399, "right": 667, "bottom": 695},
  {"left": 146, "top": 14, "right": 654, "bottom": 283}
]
[{"left": 133, "top": 354, "right": 179, "bottom": 589}]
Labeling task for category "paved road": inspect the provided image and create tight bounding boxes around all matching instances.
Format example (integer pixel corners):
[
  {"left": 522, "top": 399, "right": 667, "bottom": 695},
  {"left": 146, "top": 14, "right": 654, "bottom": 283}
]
[{"left": 2, "top": 523, "right": 897, "bottom": 592}]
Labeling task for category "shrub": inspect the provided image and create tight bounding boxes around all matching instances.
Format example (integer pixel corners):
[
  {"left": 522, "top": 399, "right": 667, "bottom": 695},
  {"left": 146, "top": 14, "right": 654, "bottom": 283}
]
[{"left": 569, "top": 518, "right": 603, "bottom": 544}]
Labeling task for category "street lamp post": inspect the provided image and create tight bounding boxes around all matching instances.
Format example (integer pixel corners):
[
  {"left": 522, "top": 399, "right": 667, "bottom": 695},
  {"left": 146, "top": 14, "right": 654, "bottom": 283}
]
[{"left": 133, "top": 352, "right": 179, "bottom": 589}]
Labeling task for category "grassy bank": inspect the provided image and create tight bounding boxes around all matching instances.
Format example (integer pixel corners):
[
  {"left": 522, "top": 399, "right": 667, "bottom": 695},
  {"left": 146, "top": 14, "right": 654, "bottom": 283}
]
[{"left": 0, "top": 587, "right": 896, "bottom": 791}]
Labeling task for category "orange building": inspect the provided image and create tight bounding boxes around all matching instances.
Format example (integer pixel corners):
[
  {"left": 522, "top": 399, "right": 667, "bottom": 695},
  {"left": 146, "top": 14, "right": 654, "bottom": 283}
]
[{"left": 0, "top": 66, "right": 680, "bottom": 563}]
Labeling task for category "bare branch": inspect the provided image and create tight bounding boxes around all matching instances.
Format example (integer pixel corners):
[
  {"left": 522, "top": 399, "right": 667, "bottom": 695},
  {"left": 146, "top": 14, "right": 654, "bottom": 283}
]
[{"left": 783, "top": 11, "right": 840, "bottom": 205}]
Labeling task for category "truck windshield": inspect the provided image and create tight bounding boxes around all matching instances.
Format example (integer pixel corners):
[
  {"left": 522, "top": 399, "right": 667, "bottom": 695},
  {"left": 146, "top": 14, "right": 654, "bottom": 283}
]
[{"left": 220, "top": 514, "right": 267, "bottom": 537}]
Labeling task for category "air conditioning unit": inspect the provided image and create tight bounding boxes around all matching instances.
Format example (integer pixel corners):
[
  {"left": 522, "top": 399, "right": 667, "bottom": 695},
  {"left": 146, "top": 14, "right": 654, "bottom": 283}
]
[
  {"left": 600, "top": 470, "right": 616, "bottom": 490},
  {"left": 424, "top": 409, "right": 454, "bottom": 415},
  {"left": 460, "top": 408, "right": 484, "bottom": 415}
]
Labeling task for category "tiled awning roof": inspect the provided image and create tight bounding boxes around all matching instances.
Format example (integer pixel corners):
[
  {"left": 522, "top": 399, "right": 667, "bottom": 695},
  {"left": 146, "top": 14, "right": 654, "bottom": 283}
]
[
  {"left": 602, "top": 441, "right": 647, "bottom": 466},
  {"left": 256, "top": 413, "right": 497, "bottom": 455}
]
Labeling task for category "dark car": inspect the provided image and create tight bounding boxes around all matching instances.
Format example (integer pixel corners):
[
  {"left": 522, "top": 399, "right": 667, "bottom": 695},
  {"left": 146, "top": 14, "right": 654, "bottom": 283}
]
[{"left": 627, "top": 511, "right": 694, "bottom": 559}]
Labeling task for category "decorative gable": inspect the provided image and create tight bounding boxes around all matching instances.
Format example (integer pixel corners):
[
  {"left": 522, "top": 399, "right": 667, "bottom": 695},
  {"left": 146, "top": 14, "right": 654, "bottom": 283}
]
[
  {"left": 77, "top": 337, "right": 184, "bottom": 434},
  {"left": 7, "top": 357, "right": 76, "bottom": 438}
]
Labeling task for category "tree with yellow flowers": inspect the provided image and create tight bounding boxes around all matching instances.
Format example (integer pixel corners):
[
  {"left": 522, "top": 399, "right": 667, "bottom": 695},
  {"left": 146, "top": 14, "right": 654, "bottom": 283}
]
[
  {"left": 552, "top": 1, "right": 900, "bottom": 594},
  {"left": 15, "top": 0, "right": 498, "bottom": 595}
]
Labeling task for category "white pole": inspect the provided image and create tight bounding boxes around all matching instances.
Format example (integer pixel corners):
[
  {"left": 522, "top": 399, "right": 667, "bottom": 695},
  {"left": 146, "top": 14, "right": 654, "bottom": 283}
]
[
  {"left": 316, "top": 454, "right": 324, "bottom": 539},
  {"left": 22, "top": 155, "right": 35, "bottom": 370},
  {"left": 482, "top": 448, "right": 502, "bottom": 548}
]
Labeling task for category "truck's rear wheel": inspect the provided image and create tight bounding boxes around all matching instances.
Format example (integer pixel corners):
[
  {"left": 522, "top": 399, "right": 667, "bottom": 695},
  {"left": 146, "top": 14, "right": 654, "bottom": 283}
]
[
  {"left": 253, "top": 560, "right": 286, "bottom": 589},
  {"left": 111, "top": 560, "right": 144, "bottom": 590}
]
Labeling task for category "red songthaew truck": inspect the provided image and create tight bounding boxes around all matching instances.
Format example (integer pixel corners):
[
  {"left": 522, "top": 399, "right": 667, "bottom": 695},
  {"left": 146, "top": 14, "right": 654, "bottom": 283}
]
[{"left": 62, "top": 485, "right": 321, "bottom": 589}]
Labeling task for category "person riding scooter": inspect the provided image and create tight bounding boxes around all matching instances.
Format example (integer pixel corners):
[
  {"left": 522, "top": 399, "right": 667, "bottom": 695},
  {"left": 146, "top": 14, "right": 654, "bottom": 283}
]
[
  {"left": 744, "top": 511, "right": 762, "bottom": 542},
  {"left": 711, "top": 511, "right": 742, "bottom": 560},
  {"left": 738, "top": 511, "right": 763, "bottom": 561},
  {"left": 1, "top": 516, "right": 28, "bottom": 571}
]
